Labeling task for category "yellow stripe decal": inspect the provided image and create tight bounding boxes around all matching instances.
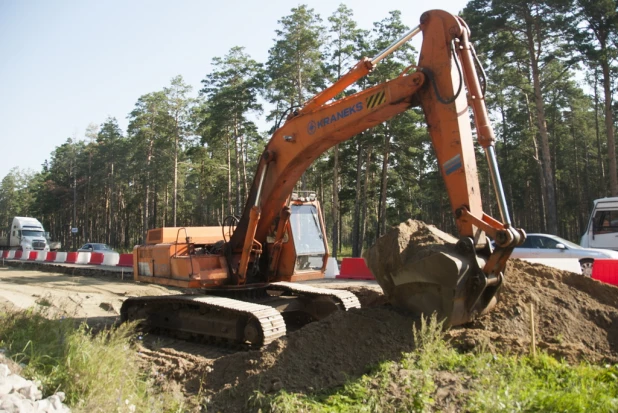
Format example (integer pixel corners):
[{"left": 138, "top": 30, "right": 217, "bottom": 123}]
[{"left": 366, "top": 90, "right": 386, "bottom": 109}]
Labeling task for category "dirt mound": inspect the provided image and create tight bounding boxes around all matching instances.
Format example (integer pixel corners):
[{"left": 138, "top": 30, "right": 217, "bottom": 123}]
[
  {"left": 452, "top": 259, "right": 618, "bottom": 363},
  {"left": 167, "top": 307, "right": 417, "bottom": 411}
]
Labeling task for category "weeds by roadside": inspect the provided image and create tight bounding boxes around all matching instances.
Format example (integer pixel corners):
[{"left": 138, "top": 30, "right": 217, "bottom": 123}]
[{"left": 0, "top": 307, "right": 187, "bottom": 412}]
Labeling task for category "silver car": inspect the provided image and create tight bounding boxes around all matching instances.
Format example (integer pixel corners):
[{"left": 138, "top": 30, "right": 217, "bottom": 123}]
[
  {"left": 510, "top": 233, "right": 618, "bottom": 276},
  {"left": 78, "top": 243, "right": 116, "bottom": 254}
]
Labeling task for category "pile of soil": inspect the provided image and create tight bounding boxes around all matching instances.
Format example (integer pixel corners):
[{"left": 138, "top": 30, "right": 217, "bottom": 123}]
[
  {"left": 139, "top": 220, "right": 618, "bottom": 411},
  {"left": 451, "top": 259, "right": 618, "bottom": 363}
]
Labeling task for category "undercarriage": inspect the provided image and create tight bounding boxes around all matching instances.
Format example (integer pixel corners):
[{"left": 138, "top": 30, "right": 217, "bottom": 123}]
[{"left": 120, "top": 282, "right": 360, "bottom": 348}]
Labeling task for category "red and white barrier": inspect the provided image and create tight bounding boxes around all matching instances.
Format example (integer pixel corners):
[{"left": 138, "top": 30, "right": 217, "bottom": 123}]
[
  {"left": 89, "top": 252, "right": 104, "bottom": 265},
  {"left": 55, "top": 252, "right": 68, "bottom": 263},
  {"left": 65, "top": 252, "right": 78, "bottom": 263},
  {"left": 117, "top": 254, "right": 133, "bottom": 267},
  {"left": 592, "top": 259, "right": 618, "bottom": 286},
  {"left": 336, "top": 258, "right": 375, "bottom": 280},
  {"left": 75, "top": 252, "right": 91, "bottom": 265},
  {"left": 103, "top": 252, "right": 120, "bottom": 266},
  {"left": 21, "top": 251, "right": 32, "bottom": 261},
  {"left": 1, "top": 248, "right": 131, "bottom": 272}
]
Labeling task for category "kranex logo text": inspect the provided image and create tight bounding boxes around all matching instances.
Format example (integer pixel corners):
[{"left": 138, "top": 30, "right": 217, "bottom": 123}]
[{"left": 307, "top": 102, "right": 363, "bottom": 135}]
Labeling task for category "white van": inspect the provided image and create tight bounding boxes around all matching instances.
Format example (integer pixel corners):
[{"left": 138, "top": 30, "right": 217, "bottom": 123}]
[
  {"left": 0, "top": 217, "right": 50, "bottom": 252},
  {"left": 580, "top": 197, "right": 618, "bottom": 251}
]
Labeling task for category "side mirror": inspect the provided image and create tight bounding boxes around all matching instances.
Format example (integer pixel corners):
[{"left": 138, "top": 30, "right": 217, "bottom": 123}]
[{"left": 556, "top": 243, "right": 566, "bottom": 250}]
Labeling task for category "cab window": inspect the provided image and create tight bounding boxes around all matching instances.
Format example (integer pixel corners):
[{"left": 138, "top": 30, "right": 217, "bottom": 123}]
[
  {"left": 593, "top": 211, "right": 618, "bottom": 234},
  {"left": 538, "top": 237, "right": 559, "bottom": 249}
]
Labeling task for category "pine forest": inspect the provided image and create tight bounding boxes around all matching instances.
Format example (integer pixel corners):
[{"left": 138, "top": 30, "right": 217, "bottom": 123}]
[{"left": 1, "top": 1, "right": 617, "bottom": 256}]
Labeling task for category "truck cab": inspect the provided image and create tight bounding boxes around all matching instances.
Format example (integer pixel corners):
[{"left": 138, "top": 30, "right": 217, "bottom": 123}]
[
  {"left": 580, "top": 197, "right": 618, "bottom": 251},
  {"left": 0, "top": 217, "right": 50, "bottom": 252}
]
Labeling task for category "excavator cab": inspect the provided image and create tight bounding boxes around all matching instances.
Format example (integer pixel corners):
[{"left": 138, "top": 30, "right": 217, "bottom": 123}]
[
  {"left": 264, "top": 192, "right": 331, "bottom": 283},
  {"left": 289, "top": 194, "right": 327, "bottom": 273}
]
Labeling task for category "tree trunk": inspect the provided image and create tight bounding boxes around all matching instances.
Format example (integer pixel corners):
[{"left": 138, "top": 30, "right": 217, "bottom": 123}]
[
  {"left": 601, "top": 60, "right": 617, "bottom": 196},
  {"left": 360, "top": 146, "right": 372, "bottom": 254},
  {"left": 525, "top": 16, "right": 557, "bottom": 234},
  {"left": 524, "top": 92, "right": 546, "bottom": 232},
  {"left": 331, "top": 144, "right": 339, "bottom": 258},
  {"left": 143, "top": 139, "right": 154, "bottom": 242},
  {"left": 352, "top": 142, "right": 363, "bottom": 257},
  {"left": 226, "top": 135, "right": 232, "bottom": 216},
  {"left": 240, "top": 134, "right": 248, "bottom": 206},
  {"left": 378, "top": 132, "right": 390, "bottom": 236},
  {"left": 593, "top": 71, "right": 605, "bottom": 190},
  {"left": 234, "top": 134, "right": 241, "bottom": 214},
  {"left": 173, "top": 133, "right": 178, "bottom": 227}
]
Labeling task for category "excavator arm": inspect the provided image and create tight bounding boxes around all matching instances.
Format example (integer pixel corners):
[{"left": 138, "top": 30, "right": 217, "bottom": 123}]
[{"left": 227, "top": 10, "right": 525, "bottom": 324}]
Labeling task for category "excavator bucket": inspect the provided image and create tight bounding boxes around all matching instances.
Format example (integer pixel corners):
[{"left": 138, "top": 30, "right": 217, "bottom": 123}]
[{"left": 364, "top": 220, "right": 499, "bottom": 326}]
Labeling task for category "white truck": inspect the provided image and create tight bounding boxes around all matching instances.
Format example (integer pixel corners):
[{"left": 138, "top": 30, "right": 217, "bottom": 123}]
[
  {"left": 581, "top": 197, "right": 618, "bottom": 251},
  {"left": 0, "top": 217, "right": 51, "bottom": 252}
]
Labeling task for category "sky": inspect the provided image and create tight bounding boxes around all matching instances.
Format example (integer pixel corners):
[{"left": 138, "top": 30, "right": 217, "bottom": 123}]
[{"left": 0, "top": 0, "right": 468, "bottom": 179}]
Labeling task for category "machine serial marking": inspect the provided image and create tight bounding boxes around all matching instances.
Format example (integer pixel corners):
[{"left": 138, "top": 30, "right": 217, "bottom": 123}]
[
  {"left": 307, "top": 102, "right": 363, "bottom": 135},
  {"left": 366, "top": 90, "right": 386, "bottom": 109}
]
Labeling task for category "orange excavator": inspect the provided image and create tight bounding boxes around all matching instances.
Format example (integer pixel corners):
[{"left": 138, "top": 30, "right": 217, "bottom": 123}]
[{"left": 121, "top": 10, "right": 525, "bottom": 347}]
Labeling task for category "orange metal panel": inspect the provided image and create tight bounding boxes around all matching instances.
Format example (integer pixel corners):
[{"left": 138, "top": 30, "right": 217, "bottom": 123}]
[{"left": 146, "top": 226, "right": 226, "bottom": 245}]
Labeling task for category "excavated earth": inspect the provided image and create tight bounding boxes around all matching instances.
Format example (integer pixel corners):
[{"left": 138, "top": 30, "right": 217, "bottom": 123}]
[{"left": 3, "top": 220, "right": 618, "bottom": 412}]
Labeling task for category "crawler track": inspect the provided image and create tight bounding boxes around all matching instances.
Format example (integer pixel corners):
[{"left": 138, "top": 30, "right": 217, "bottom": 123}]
[
  {"left": 121, "top": 283, "right": 361, "bottom": 349},
  {"left": 269, "top": 281, "right": 361, "bottom": 311},
  {"left": 121, "top": 295, "right": 287, "bottom": 348}
]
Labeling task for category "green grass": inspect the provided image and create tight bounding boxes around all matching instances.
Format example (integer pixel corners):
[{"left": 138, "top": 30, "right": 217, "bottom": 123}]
[
  {"left": 0, "top": 308, "right": 187, "bottom": 412},
  {"left": 251, "top": 315, "right": 618, "bottom": 413}
]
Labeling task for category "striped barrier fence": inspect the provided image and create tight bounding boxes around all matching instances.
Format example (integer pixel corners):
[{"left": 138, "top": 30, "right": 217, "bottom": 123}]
[
  {"left": 75, "top": 252, "right": 91, "bottom": 265},
  {"left": 102, "top": 252, "right": 120, "bottom": 266},
  {"left": 592, "top": 259, "right": 618, "bottom": 286},
  {"left": 117, "top": 254, "right": 133, "bottom": 267},
  {"left": 89, "top": 252, "right": 104, "bottom": 265},
  {"left": 336, "top": 258, "right": 375, "bottom": 280},
  {"left": 2, "top": 248, "right": 133, "bottom": 270},
  {"left": 65, "top": 252, "right": 78, "bottom": 263},
  {"left": 55, "top": 252, "right": 67, "bottom": 263}
]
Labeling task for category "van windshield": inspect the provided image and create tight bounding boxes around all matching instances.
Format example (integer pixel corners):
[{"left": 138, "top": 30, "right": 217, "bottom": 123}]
[{"left": 22, "top": 230, "right": 44, "bottom": 237}]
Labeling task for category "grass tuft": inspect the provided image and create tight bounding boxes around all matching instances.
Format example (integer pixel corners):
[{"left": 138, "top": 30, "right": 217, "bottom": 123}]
[{"left": 0, "top": 307, "right": 186, "bottom": 412}]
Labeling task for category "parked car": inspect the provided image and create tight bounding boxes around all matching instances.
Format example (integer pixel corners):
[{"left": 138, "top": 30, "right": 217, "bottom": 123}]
[
  {"left": 78, "top": 243, "right": 116, "bottom": 254},
  {"left": 509, "top": 233, "right": 618, "bottom": 277}
]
